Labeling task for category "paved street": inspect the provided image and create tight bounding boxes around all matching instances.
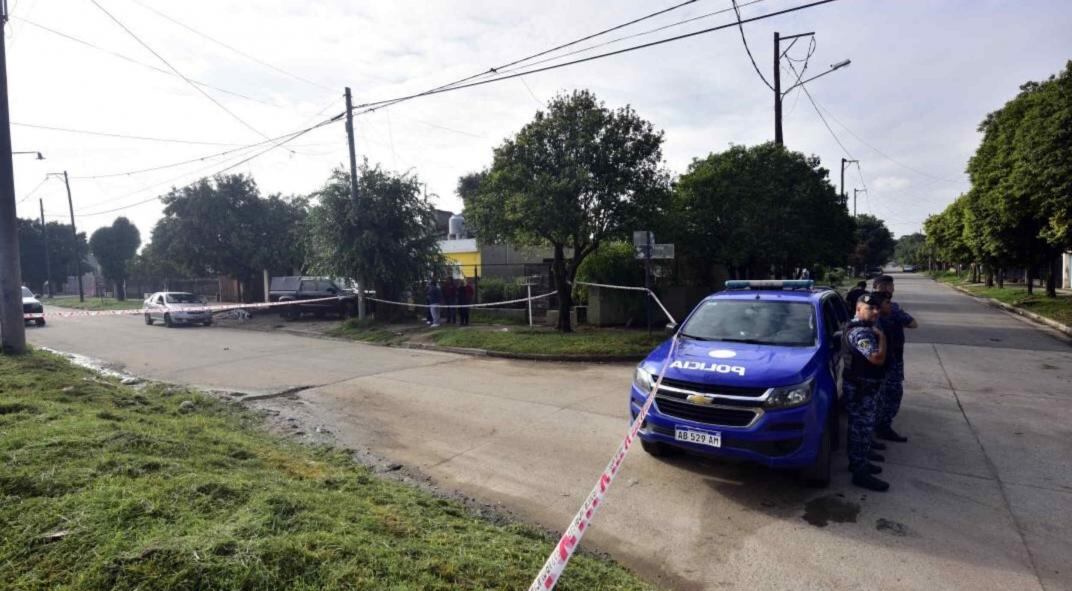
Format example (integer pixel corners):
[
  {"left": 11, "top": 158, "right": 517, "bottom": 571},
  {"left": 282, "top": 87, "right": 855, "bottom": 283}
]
[{"left": 27, "top": 274, "right": 1072, "bottom": 590}]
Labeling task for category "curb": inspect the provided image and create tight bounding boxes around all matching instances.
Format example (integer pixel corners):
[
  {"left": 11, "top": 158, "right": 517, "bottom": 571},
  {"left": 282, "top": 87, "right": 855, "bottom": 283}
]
[
  {"left": 218, "top": 322, "right": 646, "bottom": 363},
  {"left": 944, "top": 282, "right": 1072, "bottom": 339}
]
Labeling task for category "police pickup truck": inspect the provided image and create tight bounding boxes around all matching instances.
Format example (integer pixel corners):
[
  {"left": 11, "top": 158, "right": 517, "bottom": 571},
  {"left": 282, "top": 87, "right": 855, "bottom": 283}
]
[{"left": 630, "top": 280, "right": 849, "bottom": 486}]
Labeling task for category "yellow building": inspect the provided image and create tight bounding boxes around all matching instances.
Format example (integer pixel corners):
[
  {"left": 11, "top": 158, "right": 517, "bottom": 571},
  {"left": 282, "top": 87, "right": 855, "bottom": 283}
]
[{"left": 439, "top": 238, "right": 481, "bottom": 278}]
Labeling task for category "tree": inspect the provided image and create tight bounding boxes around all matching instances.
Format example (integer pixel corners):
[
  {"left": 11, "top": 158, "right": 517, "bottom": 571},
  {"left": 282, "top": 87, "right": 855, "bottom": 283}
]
[
  {"left": 465, "top": 90, "right": 668, "bottom": 331},
  {"left": 850, "top": 214, "right": 895, "bottom": 271},
  {"left": 893, "top": 233, "right": 926, "bottom": 267},
  {"left": 306, "top": 165, "right": 441, "bottom": 319},
  {"left": 672, "top": 143, "right": 855, "bottom": 283},
  {"left": 924, "top": 196, "right": 973, "bottom": 273},
  {"left": 148, "top": 174, "right": 308, "bottom": 301},
  {"left": 17, "top": 218, "right": 88, "bottom": 295},
  {"left": 89, "top": 217, "right": 142, "bottom": 300}
]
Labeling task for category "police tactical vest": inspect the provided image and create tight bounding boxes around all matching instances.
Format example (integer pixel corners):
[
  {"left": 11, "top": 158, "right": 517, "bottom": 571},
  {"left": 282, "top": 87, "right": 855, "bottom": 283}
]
[{"left": 841, "top": 320, "right": 886, "bottom": 382}]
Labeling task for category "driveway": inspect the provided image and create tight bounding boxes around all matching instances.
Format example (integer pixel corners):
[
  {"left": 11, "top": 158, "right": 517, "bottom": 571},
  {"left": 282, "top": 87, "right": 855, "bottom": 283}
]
[{"left": 27, "top": 274, "right": 1072, "bottom": 590}]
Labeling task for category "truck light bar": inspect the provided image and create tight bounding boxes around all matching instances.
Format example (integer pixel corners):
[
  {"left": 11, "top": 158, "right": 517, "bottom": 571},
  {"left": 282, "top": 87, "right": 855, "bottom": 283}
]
[{"left": 725, "top": 280, "right": 815, "bottom": 290}]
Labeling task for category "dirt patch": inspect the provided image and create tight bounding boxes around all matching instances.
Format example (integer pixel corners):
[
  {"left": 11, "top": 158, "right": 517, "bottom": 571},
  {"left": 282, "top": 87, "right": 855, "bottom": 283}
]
[
  {"left": 802, "top": 494, "right": 860, "bottom": 527},
  {"left": 875, "top": 517, "right": 910, "bottom": 537}
]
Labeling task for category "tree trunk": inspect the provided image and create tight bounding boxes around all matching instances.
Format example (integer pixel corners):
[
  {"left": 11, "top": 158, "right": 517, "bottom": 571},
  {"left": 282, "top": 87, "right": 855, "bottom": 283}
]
[
  {"left": 552, "top": 244, "right": 572, "bottom": 333},
  {"left": 997, "top": 267, "right": 1005, "bottom": 289},
  {"left": 984, "top": 265, "right": 993, "bottom": 288},
  {"left": 971, "top": 263, "right": 979, "bottom": 284},
  {"left": 1046, "top": 252, "right": 1058, "bottom": 298},
  {"left": 1026, "top": 267, "right": 1034, "bottom": 295},
  {"left": 116, "top": 280, "right": 126, "bottom": 301}
]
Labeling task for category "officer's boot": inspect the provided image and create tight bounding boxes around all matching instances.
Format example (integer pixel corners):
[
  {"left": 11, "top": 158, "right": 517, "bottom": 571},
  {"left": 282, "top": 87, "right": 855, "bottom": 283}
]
[{"left": 852, "top": 472, "right": 890, "bottom": 492}]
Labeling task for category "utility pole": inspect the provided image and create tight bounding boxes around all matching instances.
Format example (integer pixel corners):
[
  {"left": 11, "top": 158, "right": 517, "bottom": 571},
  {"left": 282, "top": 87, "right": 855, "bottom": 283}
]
[
  {"left": 344, "top": 87, "right": 366, "bottom": 320},
  {"left": 0, "top": 3, "right": 26, "bottom": 353},
  {"left": 39, "top": 199, "right": 52, "bottom": 298},
  {"left": 840, "top": 158, "right": 858, "bottom": 207},
  {"left": 773, "top": 32, "right": 782, "bottom": 146},
  {"left": 60, "top": 172, "right": 83, "bottom": 302}
]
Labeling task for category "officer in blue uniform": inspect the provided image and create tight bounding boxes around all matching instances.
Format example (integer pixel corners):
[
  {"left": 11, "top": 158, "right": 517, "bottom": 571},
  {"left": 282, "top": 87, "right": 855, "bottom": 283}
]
[
  {"left": 841, "top": 291, "right": 890, "bottom": 492},
  {"left": 873, "top": 275, "right": 917, "bottom": 442}
]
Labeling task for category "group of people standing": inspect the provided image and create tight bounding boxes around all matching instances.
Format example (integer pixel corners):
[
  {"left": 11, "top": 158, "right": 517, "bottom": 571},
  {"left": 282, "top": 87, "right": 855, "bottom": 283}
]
[
  {"left": 841, "top": 275, "right": 918, "bottom": 492},
  {"left": 425, "top": 278, "right": 475, "bottom": 328}
]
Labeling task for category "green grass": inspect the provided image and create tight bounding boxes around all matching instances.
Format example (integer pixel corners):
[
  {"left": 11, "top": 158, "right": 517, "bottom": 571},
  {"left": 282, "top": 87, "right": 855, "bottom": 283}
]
[
  {"left": 48, "top": 296, "right": 144, "bottom": 311},
  {"left": 431, "top": 327, "right": 666, "bottom": 357},
  {"left": 932, "top": 272, "right": 1072, "bottom": 326},
  {"left": 326, "top": 319, "right": 410, "bottom": 344},
  {"left": 0, "top": 350, "right": 652, "bottom": 591}
]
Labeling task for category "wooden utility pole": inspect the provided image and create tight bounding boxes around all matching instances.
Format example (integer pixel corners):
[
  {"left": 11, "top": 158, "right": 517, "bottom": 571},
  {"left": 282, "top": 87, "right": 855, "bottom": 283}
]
[
  {"left": 773, "top": 32, "right": 782, "bottom": 146},
  {"left": 39, "top": 199, "right": 52, "bottom": 297},
  {"left": 60, "top": 171, "right": 83, "bottom": 302},
  {"left": 0, "top": 3, "right": 26, "bottom": 353},
  {"left": 344, "top": 87, "right": 366, "bottom": 320}
]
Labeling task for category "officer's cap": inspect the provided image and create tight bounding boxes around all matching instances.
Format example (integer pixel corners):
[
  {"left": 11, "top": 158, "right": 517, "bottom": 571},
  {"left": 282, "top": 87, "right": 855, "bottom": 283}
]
[{"left": 859, "top": 291, "right": 889, "bottom": 307}]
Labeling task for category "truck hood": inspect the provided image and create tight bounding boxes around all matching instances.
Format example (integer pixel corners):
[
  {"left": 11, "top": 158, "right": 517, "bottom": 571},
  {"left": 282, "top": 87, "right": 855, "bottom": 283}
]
[
  {"left": 22, "top": 297, "right": 41, "bottom": 306},
  {"left": 644, "top": 337, "right": 820, "bottom": 388}
]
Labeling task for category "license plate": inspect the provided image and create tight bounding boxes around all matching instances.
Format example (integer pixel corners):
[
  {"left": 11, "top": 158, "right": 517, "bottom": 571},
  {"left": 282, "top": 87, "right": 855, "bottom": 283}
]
[{"left": 675, "top": 428, "right": 721, "bottom": 448}]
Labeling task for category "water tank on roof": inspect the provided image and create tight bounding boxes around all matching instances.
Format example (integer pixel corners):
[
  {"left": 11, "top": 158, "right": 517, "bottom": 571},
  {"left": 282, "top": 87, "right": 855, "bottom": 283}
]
[{"left": 448, "top": 213, "right": 466, "bottom": 239}]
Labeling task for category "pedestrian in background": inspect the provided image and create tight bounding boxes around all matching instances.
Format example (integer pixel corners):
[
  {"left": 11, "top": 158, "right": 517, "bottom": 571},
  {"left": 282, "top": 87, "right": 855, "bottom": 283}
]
[
  {"left": 427, "top": 280, "right": 442, "bottom": 328},
  {"left": 443, "top": 279, "right": 457, "bottom": 324},
  {"left": 841, "top": 291, "right": 890, "bottom": 492},
  {"left": 458, "top": 279, "right": 473, "bottom": 326},
  {"left": 873, "top": 275, "right": 917, "bottom": 443},
  {"left": 845, "top": 280, "right": 867, "bottom": 313}
]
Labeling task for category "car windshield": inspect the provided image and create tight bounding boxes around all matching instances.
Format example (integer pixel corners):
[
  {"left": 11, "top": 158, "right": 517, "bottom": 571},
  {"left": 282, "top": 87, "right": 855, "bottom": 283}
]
[
  {"left": 165, "top": 293, "right": 200, "bottom": 304},
  {"left": 680, "top": 299, "right": 817, "bottom": 347},
  {"left": 22, "top": 287, "right": 34, "bottom": 298}
]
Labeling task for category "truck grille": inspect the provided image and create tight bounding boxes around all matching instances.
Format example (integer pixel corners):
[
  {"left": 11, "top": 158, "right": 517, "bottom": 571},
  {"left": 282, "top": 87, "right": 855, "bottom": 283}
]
[
  {"left": 659, "top": 377, "right": 767, "bottom": 398},
  {"left": 654, "top": 397, "right": 758, "bottom": 427}
]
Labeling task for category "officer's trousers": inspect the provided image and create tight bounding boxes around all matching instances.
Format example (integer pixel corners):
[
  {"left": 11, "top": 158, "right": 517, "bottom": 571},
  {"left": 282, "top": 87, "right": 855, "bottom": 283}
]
[
  {"left": 877, "top": 357, "right": 905, "bottom": 432},
  {"left": 844, "top": 379, "right": 881, "bottom": 474}
]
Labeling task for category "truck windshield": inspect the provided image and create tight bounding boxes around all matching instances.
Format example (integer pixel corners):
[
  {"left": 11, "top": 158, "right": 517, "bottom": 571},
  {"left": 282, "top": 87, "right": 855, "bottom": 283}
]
[
  {"left": 22, "top": 287, "right": 34, "bottom": 298},
  {"left": 680, "top": 300, "right": 816, "bottom": 347}
]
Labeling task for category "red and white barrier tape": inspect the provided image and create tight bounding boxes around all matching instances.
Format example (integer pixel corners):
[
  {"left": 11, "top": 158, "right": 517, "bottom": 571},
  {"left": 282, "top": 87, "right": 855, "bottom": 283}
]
[
  {"left": 34, "top": 295, "right": 347, "bottom": 319},
  {"left": 573, "top": 281, "right": 677, "bottom": 325},
  {"left": 528, "top": 335, "right": 679, "bottom": 591},
  {"left": 366, "top": 291, "right": 556, "bottom": 309}
]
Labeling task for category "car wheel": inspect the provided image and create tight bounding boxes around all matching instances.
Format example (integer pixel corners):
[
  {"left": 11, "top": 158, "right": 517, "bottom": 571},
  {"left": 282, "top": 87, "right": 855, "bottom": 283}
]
[
  {"left": 164, "top": 313, "right": 173, "bottom": 328},
  {"left": 801, "top": 427, "right": 832, "bottom": 488},
  {"left": 641, "top": 438, "right": 678, "bottom": 458},
  {"left": 35, "top": 318, "right": 45, "bottom": 327},
  {"left": 145, "top": 313, "right": 153, "bottom": 326}
]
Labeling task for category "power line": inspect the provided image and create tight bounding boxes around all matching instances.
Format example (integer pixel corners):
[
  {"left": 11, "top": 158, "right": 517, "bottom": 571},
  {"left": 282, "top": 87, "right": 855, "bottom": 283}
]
[
  {"left": 16, "top": 176, "right": 50, "bottom": 204},
  {"left": 519, "top": 76, "right": 544, "bottom": 108},
  {"left": 12, "top": 121, "right": 247, "bottom": 147},
  {"left": 128, "top": 0, "right": 334, "bottom": 92},
  {"left": 89, "top": 0, "right": 275, "bottom": 142},
  {"left": 12, "top": 16, "right": 278, "bottom": 107},
  {"left": 491, "top": 0, "right": 771, "bottom": 78},
  {"left": 350, "top": 0, "right": 841, "bottom": 115},
  {"left": 731, "top": 0, "right": 774, "bottom": 91}
]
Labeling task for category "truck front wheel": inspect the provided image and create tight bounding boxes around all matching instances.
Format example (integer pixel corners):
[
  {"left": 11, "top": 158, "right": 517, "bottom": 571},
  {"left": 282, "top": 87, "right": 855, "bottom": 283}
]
[{"left": 801, "top": 427, "right": 832, "bottom": 488}]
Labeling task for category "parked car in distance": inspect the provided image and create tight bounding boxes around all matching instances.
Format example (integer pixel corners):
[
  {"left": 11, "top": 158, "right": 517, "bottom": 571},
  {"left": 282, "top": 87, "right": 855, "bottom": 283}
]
[
  {"left": 863, "top": 266, "right": 885, "bottom": 279},
  {"left": 269, "top": 276, "right": 356, "bottom": 320},
  {"left": 630, "top": 280, "right": 849, "bottom": 487},
  {"left": 22, "top": 286, "right": 45, "bottom": 326},
  {"left": 901, "top": 265, "right": 917, "bottom": 273},
  {"left": 144, "top": 292, "right": 213, "bottom": 327}
]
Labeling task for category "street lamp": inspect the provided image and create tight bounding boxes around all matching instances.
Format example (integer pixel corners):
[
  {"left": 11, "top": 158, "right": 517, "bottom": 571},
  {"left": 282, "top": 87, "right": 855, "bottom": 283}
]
[{"left": 12, "top": 151, "right": 45, "bottom": 160}]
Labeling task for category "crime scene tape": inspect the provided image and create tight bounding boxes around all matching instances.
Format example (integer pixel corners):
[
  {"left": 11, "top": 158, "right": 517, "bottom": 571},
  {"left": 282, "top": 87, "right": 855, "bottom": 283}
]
[
  {"left": 528, "top": 334, "right": 679, "bottom": 591},
  {"left": 366, "top": 291, "right": 556, "bottom": 309},
  {"left": 573, "top": 280, "right": 677, "bottom": 325},
  {"left": 30, "top": 295, "right": 348, "bottom": 319}
]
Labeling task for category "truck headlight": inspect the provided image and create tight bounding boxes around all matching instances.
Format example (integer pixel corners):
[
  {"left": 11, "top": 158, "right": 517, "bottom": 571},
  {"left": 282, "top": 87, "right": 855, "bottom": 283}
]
[
  {"left": 765, "top": 380, "right": 813, "bottom": 409},
  {"left": 634, "top": 366, "right": 655, "bottom": 393}
]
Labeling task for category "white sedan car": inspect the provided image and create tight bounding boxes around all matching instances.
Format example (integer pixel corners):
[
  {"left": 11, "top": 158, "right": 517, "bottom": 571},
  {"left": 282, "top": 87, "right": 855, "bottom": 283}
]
[
  {"left": 143, "top": 292, "right": 213, "bottom": 327},
  {"left": 23, "top": 286, "right": 45, "bottom": 326}
]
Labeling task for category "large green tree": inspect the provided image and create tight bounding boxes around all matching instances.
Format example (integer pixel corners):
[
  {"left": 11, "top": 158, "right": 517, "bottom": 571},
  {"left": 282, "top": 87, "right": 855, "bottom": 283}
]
[
  {"left": 306, "top": 164, "right": 441, "bottom": 318},
  {"left": 149, "top": 174, "right": 308, "bottom": 301},
  {"left": 17, "top": 218, "right": 88, "bottom": 296},
  {"left": 672, "top": 143, "right": 855, "bottom": 283},
  {"left": 850, "top": 214, "right": 895, "bottom": 271},
  {"left": 465, "top": 90, "right": 668, "bottom": 331},
  {"left": 89, "top": 217, "right": 142, "bottom": 300},
  {"left": 893, "top": 233, "right": 926, "bottom": 268}
]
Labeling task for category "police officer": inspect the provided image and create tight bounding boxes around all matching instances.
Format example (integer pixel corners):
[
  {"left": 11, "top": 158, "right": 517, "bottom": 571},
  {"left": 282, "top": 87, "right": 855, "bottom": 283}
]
[
  {"left": 841, "top": 291, "right": 890, "bottom": 492},
  {"left": 873, "top": 275, "right": 917, "bottom": 443}
]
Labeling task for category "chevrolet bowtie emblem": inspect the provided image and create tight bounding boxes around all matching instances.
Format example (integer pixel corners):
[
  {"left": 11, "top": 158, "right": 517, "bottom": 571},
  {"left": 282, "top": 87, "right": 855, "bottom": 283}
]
[{"left": 686, "top": 394, "right": 713, "bottom": 405}]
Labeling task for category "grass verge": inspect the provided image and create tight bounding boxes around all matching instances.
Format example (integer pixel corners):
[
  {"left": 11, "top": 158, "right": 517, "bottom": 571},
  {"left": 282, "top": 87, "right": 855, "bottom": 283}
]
[
  {"left": 430, "top": 326, "right": 666, "bottom": 357},
  {"left": 932, "top": 272, "right": 1072, "bottom": 326},
  {"left": 47, "top": 296, "right": 144, "bottom": 311},
  {"left": 0, "top": 350, "right": 651, "bottom": 590}
]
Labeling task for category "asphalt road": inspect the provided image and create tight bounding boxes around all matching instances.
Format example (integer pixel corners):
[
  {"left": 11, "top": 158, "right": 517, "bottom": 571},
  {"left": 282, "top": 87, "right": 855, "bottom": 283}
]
[{"left": 27, "top": 274, "right": 1072, "bottom": 590}]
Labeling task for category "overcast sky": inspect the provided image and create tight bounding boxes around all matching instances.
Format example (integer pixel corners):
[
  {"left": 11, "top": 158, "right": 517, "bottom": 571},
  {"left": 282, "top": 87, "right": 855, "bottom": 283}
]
[{"left": 7, "top": 0, "right": 1071, "bottom": 245}]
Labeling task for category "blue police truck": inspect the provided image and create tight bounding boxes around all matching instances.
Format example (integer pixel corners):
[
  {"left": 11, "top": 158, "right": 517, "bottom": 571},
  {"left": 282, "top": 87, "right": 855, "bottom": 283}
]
[{"left": 630, "top": 280, "right": 849, "bottom": 486}]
